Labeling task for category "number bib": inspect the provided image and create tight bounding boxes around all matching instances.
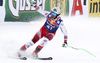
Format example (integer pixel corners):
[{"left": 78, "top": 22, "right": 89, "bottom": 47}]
[{"left": 44, "top": 14, "right": 62, "bottom": 33}]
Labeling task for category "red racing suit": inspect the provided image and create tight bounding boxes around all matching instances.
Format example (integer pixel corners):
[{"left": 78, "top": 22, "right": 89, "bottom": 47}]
[
  {"left": 32, "top": 8, "right": 68, "bottom": 43},
  {"left": 21, "top": 7, "right": 68, "bottom": 53}
]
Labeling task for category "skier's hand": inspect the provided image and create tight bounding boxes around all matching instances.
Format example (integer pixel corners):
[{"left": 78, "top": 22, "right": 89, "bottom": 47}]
[
  {"left": 32, "top": 1, "right": 37, "bottom": 7},
  {"left": 62, "top": 36, "right": 68, "bottom": 48},
  {"left": 62, "top": 41, "right": 68, "bottom": 48},
  {"left": 31, "top": 1, "right": 39, "bottom": 10}
]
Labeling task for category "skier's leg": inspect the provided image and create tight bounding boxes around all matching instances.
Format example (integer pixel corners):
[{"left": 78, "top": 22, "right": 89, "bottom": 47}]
[
  {"left": 20, "top": 30, "right": 42, "bottom": 51},
  {"left": 17, "top": 31, "right": 42, "bottom": 57},
  {"left": 32, "top": 37, "right": 49, "bottom": 57},
  {"left": 32, "top": 30, "right": 42, "bottom": 43},
  {"left": 32, "top": 33, "right": 55, "bottom": 57},
  {"left": 45, "top": 33, "right": 55, "bottom": 41},
  {"left": 20, "top": 41, "right": 34, "bottom": 51}
]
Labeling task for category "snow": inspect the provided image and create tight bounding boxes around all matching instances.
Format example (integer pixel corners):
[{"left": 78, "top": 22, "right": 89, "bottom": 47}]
[{"left": 0, "top": 16, "right": 100, "bottom": 63}]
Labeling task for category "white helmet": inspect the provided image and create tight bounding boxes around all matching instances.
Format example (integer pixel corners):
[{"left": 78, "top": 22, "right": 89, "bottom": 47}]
[{"left": 52, "top": 7, "right": 61, "bottom": 15}]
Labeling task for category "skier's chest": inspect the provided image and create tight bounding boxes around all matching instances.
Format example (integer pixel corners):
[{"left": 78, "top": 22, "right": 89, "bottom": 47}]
[{"left": 46, "top": 17, "right": 61, "bottom": 27}]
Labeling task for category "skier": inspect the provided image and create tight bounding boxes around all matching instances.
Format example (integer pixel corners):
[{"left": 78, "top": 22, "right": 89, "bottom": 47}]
[{"left": 17, "top": 2, "right": 68, "bottom": 58}]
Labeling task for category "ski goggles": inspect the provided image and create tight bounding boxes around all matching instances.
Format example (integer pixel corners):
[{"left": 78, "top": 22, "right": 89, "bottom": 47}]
[{"left": 51, "top": 13, "right": 57, "bottom": 17}]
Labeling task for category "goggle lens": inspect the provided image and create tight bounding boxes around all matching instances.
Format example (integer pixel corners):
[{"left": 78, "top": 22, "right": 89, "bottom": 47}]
[{"left": 51, "top": 13, "right": 57, "bottom": 17}]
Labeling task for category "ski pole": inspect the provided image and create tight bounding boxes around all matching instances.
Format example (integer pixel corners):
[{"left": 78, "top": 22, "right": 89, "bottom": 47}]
[{"left": 68, "top": 46, "right": 96, "bottom": 57}]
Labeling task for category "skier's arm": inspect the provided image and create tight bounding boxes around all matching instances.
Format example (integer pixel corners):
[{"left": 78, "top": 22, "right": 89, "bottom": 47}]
[
  {"left": 35, "top": 6, "right": 50, "bottom": 17},
  {"left": 37, "top": 8, "right": 50, "bottom": 17},
  {"left": 31, "top": 1, "right": 50, "bottom": 17},
  {"left": 60, "top": 21, "right": 68, "bottom": 47}
]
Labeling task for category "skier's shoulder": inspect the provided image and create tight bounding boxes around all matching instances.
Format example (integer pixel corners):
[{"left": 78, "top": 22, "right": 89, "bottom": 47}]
[{"left": 56, "top": 16, "right": 63, "bottom": 22}]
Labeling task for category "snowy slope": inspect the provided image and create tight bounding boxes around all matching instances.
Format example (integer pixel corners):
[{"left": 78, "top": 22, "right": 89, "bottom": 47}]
[{"left": 0, "top": 17, "right": 100, "bottom": 63}]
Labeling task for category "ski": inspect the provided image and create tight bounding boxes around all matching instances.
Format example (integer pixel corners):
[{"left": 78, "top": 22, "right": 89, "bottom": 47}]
[
  {"left": 19, "top": 57, "right": 27, "bottom": 60},
  {"left": 19, "top": 57, "right": 53, "bottom": 60},
  {"left": 37, "top": 57, "right": 53, "bottom": 60}
]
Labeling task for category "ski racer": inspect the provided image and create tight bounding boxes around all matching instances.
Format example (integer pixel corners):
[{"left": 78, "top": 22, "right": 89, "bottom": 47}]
[{"left": 17, "top": 1, "right": 68, "bottom": 58}]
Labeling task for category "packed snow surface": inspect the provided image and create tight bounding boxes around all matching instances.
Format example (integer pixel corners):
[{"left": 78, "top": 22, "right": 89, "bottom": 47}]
[{"left": 0, "top": 17, "right": 100, "bottom": 63}]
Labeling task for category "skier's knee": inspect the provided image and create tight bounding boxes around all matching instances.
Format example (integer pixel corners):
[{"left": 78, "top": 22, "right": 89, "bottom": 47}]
[
  {"left": 45, "top": 33, "right": 54, "bottom": 41},
  {"left": 32, "top": 33, "right": 39, "bottom": 43}
]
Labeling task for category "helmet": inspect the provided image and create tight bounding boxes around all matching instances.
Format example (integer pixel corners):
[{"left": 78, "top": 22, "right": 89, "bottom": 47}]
[{"left": 52, "top": 7, "right": 61, "bottom": 15}]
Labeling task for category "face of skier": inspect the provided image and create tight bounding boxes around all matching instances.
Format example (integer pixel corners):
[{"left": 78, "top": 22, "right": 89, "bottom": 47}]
[
  {"left": 51, "top": 15, "right": 56, "bottom": 20},
  {"left": 51, "top": 13, "right": 57, "bottom": 20}
]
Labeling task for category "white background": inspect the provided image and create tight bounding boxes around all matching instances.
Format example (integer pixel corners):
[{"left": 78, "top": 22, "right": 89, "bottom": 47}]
[{"left": 0, "top": 0, "right": 5, "bottom": 22}]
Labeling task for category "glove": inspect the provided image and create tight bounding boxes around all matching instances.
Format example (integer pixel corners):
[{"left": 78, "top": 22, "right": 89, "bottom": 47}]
[
  {"left": 32, "top": 1, "right": 37, "bottom": 7},
  {"left": 62, "top": 36, "right": 68, "bottom": 48},
  {"left": 62, "top": 41, "right": 68, "bottom": 48},
  {"left": 31, "top": 1, "right": 39, "bottom": 10}
]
